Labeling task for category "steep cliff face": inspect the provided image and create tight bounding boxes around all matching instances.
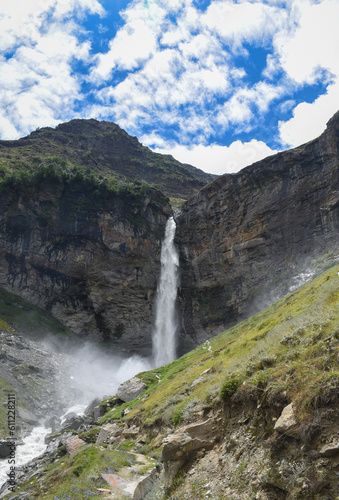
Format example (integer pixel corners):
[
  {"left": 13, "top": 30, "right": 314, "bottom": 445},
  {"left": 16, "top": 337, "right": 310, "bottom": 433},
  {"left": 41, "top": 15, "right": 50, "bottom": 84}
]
[
  {"left": 0, "top": 170, "right": 171, "bottom": 352},
  {"left": 176, "top": 111, "right": 339, "bottom": 348}
]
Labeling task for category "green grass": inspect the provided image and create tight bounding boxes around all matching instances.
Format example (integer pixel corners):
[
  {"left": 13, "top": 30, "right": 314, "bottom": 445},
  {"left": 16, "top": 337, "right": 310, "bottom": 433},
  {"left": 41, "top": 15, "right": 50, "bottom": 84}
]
[
  {"left": 110, "top": 264, "right": 339, "bottom": 429},
  {"left": 13, "top": 445, "right": 136, "bottom": 499}
]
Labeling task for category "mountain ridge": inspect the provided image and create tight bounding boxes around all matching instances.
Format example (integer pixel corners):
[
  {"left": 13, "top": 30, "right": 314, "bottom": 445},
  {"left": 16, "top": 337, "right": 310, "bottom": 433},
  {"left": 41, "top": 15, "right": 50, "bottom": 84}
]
[{"left": 0, "top": 118, "right": 215, "bottom": 200}]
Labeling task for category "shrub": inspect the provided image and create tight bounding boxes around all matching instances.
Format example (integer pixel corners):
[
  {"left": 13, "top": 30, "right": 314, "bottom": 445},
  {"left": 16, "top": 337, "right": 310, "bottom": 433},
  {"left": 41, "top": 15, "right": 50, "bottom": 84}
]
[{"left": 220, "top": 377, "right": 241, "bottom": 400}]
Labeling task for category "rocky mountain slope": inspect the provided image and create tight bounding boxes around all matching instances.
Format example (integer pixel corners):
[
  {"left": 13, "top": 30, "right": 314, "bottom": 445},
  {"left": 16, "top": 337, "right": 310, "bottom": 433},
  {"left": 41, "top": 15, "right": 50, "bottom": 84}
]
[
  {"left": 2, "top": 264, "right": 338, "bottom": 499},
  {"left": 176, "top": 111, "right": 339, "bottom": 349},
  {"left": 0, "top": 161, "right": 171, "bottom": 352},
  {"left": 0, "top": 119, "right": 214, "bottom": 200}
]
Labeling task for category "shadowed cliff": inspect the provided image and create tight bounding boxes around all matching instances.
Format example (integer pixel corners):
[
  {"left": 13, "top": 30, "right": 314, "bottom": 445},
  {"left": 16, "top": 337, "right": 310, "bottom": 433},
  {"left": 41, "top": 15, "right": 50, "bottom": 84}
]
[{"left": 176, "top": 110, "right": 339, "bottom": 349}]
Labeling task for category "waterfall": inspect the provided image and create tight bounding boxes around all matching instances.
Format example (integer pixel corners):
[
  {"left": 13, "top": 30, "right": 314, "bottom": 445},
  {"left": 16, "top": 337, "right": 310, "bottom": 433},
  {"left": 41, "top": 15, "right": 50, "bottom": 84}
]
[{"left": 152, "top": 216, "right": 180, "bottom": 367}]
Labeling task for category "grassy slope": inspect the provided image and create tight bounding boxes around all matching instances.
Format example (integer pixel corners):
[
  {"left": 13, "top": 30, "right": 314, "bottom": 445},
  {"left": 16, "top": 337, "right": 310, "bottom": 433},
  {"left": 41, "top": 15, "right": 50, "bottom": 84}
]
[{"left": 109, "top": 263, "right": 339, "bottom": 429}]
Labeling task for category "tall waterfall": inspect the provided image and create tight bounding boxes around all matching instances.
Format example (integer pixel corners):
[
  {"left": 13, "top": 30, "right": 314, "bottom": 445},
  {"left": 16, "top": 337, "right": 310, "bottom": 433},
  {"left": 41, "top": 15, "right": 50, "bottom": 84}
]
[{"left": 152, "top": 216, "right": 180, "bottom": 367}]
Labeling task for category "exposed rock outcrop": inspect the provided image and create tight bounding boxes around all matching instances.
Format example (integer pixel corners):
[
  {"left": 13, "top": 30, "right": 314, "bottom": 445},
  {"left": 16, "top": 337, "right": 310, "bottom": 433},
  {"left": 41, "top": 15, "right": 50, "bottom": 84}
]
[
  {"left": 176, "top": 111, "right": 339, "bottom": 348},
  {"left": 0, "top": 180, "right": 171, "bottom": 352},
  {"left": 117, "top": 376, "right": 147, "bottom": 402}
]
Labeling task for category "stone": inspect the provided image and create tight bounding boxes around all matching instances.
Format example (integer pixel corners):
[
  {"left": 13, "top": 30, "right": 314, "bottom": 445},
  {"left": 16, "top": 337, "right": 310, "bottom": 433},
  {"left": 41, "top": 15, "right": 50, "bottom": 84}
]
[
  {"left": 274, "top": 403, "right": 300, "bottom": 439},
  {"left": 84, "top": 397, "right": 103, "bottom": 415},
  {"left": 96, "top": 423, "right": 120, "bottom": 444},
  {"left": 133, "top": 467, "right": 158, "bottom": 500},
  {"left": 45, "top": 415, "right": 61, "bottom": 433},
  {"left": 18, "top": 408, "right": 40, "bottom": 426},
  {"left": 116, "top": 377, "right": 147, "bottom": 402},
  {"left": 61, "top": 414, "right": 85, "bottom": 432},
  {"left": 319, "top": 443, "right": 339, "bottom": 457},
  {"left": 0, "top": 440, "right": 12, "bottom": 459},
  {"left": 64, "top": 435, "right": 86, "bottom": 455},
  {"left": 162, "top": 419, "right": 215, "bottom": 485}
]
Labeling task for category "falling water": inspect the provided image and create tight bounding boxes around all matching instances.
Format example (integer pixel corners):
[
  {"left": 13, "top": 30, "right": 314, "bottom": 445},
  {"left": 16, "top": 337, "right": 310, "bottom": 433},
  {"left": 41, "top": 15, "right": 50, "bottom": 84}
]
[{"left": 152, "top": 216, "right": 180, "bottom": 367}]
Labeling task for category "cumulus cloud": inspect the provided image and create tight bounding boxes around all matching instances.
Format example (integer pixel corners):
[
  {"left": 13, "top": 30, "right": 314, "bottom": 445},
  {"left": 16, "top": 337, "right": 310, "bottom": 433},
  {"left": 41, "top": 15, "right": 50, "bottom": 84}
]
[
  {"left": 275, "top": 0, "right": 339, "bottom": 146},
  {"left": 150, "top": 140, "right": 278, "bottom": 175}
]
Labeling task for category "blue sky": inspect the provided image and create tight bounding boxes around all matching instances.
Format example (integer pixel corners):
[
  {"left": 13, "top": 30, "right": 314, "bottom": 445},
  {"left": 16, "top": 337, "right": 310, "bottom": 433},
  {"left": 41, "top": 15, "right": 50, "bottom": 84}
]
[{"left": 0, "top": 0, "right": 338, "bottom": 174}]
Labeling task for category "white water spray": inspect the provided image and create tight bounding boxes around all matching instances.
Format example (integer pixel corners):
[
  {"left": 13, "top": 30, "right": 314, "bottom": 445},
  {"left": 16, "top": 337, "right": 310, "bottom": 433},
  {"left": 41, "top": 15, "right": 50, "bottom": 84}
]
[{"left": 152, "top": 216, "right": 180, "bottom": 367}]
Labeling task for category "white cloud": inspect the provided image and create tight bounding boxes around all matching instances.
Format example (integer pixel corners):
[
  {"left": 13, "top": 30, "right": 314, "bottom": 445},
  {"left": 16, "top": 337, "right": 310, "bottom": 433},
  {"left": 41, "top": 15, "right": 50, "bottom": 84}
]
[
  {"left": 276, "top": 0, "right": 339, "bottom": 146},
  {"left": 279, "top": 82, "right": 339, "bottom": 147},
  {"left": 149, "top": 139, "right": 277, "bottom": 175},
  {"left": 0, "top": 5, "right": 95, "bottom": 139}
]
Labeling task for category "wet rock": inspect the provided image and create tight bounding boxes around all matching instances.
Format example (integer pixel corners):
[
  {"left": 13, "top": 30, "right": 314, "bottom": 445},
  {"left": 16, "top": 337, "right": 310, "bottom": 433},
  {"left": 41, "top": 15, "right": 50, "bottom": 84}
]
[
  {"left": 116, "top": 377, "right": 147, "bottom": 402},
  {"left": 18, "top": 408, "right": 40, "bottom": 426},
  {"left": 61, "top": 414, "right": 85, "bottom": 432},
  {"left": 0, "top": 440, "right": 13, "bottom": 459},
  {"left": 45, "top": 415, "right": 61, "bottom": 433},
  {"left": 274, "top": 403, "right": 300, "bottom": 439}
]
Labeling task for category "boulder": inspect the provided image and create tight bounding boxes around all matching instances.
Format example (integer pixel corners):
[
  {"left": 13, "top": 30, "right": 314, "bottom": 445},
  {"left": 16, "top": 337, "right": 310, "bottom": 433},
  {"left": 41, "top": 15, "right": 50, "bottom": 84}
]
[
  {"left": 64, "top": 435, "right": 86, "bottom": 455},
  {"left": 274, "top": 403, "right": 300, "bottom": 439},
  {"left": 319, "top": 442, "right": 339, "bottom": 457},
  {"left": 61, "top": 414, "right": 85, "bottom": 432},
  {"left": 18, "top": 408, "right": 40, "bottom": 426},
  {"left": 96, "top": 423, "right": 120, "bottom": 444},
  {"left": 116, "top": 377, "right": 146, "bottom": 402},
  {"left": 162, "top": 419, "right": 215, "bottom": 484},
  {"left": 0, "top": 440, "right": 12, "bottom": 459},
  {"left": 133, "top": 467, "right": 158, "bottom": 500}
]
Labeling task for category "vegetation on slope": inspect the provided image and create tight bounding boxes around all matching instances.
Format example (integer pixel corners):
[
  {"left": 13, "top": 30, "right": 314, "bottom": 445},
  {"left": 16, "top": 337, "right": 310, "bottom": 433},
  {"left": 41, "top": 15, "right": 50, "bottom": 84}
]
[
  {"left": 103, "top": 264, "right": 339, "bottom": 430},
  {"left": 0, "top": 119, "right": 215, "bottom": 200}
]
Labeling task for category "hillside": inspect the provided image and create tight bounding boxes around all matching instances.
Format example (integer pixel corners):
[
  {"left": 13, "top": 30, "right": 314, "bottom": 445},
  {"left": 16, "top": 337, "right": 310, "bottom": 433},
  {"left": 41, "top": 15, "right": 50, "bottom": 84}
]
[
  {"left": 3, "top": 264, "right": 339, "bottom": 499},
  {"left": 0, "top": 119, "right": 215, "bottom": 200}
]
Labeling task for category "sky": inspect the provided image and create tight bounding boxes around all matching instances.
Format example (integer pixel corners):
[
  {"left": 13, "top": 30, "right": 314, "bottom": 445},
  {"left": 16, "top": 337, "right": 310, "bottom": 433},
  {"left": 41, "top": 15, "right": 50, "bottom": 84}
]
[{"left": 0, "top": 0, "right": 338, "bottom": 175}]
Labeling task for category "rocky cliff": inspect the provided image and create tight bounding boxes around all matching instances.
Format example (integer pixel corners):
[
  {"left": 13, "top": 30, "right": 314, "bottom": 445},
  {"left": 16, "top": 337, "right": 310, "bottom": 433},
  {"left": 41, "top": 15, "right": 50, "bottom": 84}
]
[
  {"left": 176, "top": 111, "right": 339, "bottom": 349},
  {"left": 0, "top": 164, "right": 171, "bottom": 353}
]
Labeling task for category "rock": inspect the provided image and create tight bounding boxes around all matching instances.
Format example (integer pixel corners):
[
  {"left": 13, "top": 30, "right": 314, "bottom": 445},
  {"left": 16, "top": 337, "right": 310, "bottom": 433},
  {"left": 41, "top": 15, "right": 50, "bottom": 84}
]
[
  {"left": 45, "top": 415, "right": 61, "bottom": 433},
  {"left": 18, "top": 408, "right": 40, "bottom": 426},
  {"left": 0, "top": 440, "right": 13, "bottom": 459},
  {"left": 93, "top": 405, "right": 106, "bottom": 421},
  {"left": 84, "top": 397, "right": 103, "bottom": 415},
  {"left": 116, "top": 377, "right": 147, "bottom": 402},
  {"left": 122, "top": 427, "right": 139, "bottom": 438},
  {"left": 61, "top": 414, "right": 85, "bottom": 432},
  {"left": 96, "top": 423, "right": 120, "bottom": 444},
  {"left": 274, "top": 403, "right": 300, "bottom": 439},
  {"left": 133, "top": 467, "right": 158, "bottom": 500},
  {"left": 64, "top": 435, "right": 86, "bottom": 455},
  {"left": 162, "top": 419, "right": 215, "bottom": 484},
  {"left": 176, "top": 110, "right": 339, "bottom": 348},
  {"left": 319, "top": 443, "right": 339, "bottom": 457}
]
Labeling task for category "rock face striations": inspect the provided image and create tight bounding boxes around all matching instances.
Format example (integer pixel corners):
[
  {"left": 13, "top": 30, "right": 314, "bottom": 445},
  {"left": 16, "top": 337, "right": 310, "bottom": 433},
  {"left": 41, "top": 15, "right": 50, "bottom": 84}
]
[
  {"left": 176, "top": 111, "right": 339, "bottom": 348},
  {"left": 0, "top": 172, "right": 171, "bottom": 353}
]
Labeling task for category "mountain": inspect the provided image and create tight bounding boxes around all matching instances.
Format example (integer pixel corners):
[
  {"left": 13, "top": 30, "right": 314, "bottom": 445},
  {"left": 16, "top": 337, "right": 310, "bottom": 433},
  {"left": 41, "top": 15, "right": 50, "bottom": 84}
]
[
  {"left": 0, "top": 119, "right": 215, "bottom": 200},
  {"left": 0, "top": 111, "right": 339, "bottom": 354},
  {"left": 4, "top": 264, "right": 339, "bottom": 498},
  {"left": 176, "top": 110, "right": 339, "bottom": 351}
]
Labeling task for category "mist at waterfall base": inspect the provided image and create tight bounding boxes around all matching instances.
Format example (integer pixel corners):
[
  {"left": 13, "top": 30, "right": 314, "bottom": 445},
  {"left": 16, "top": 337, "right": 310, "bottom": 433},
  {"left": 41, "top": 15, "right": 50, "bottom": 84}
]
[
  {"left": 63, "top": 217, "right": 180, "bottom": 402},
  {"left": 0, "top": 218, "right": 179, "bottom": 488}
]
